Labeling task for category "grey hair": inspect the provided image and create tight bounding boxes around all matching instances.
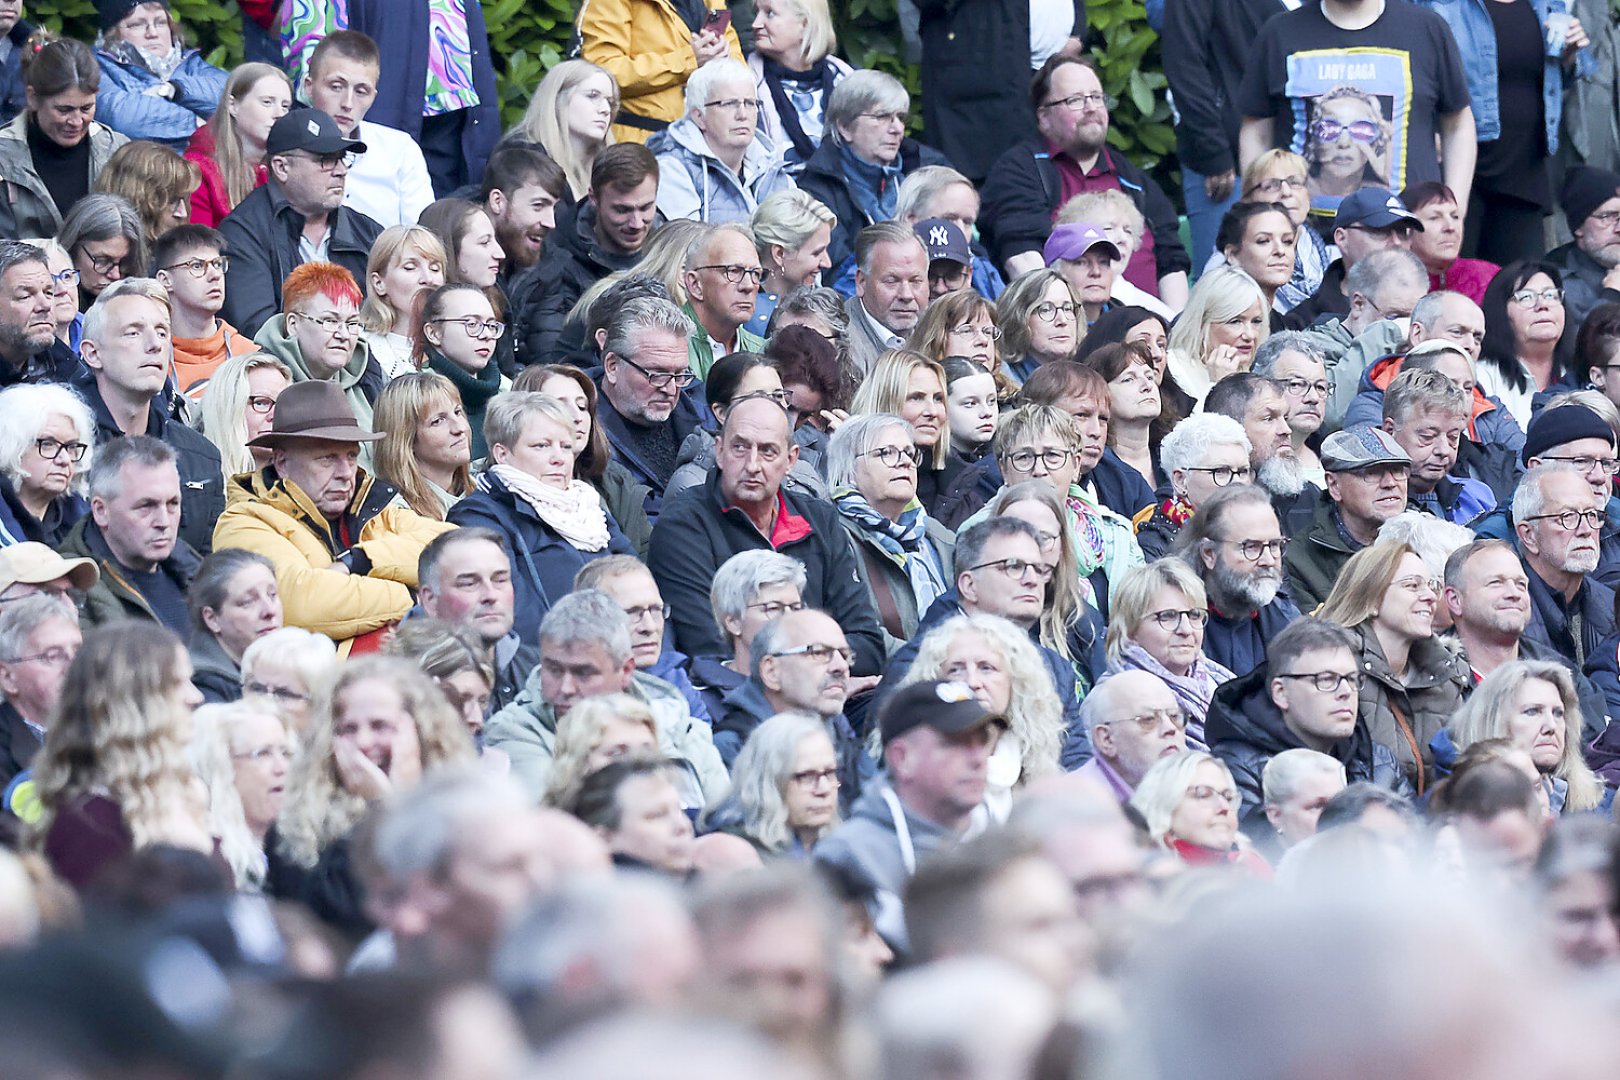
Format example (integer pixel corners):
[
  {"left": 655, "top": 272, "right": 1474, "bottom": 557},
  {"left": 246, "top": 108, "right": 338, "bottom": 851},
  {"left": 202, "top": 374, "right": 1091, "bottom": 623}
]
[
  {"left": 683, "top": 57, "right": 755, "bottom": 114},
  {"left": 603, "top": 296, "right": 695, "bottom": 364},
  {"left": 0, "top": 383, "right": 96, "bottom": 496},
  {"left": 1344, "top": 248, "right": 1426, "bottom": 305},
  {"left": 1410, "top": 289, "right": 1475, "bottom": 332},
  {"left": 874, "top": 957, "right": 1057, "bottom": 1080},
  {"left": 1383, "top": 367, "right": 1470, "bottom": 425},
  {"left": 1078, "top": 671, "right": 1137, "bottom": 735},
  {"left": 952, "top": 516, "right": 1044, "bottom": 578},
  {"left": 82, "top": 276, "right": 170, "bottom": 346},
  {"left": 540, "top": 588, "right": 633, "bottom": 665},
  {"left": 768, "top": 284, "right": 849, "bottom": 337},
  {"left": 855, "top": 220, "right": 924, "bottom": 275},
  {"left": 57, "top": 193, "right": 148, "bottom": 275},
  {"left": 189, "top": 702, "right": 270, "bottom": 888},
  {"left": 1250, "top": 331, "right": 1326, "bottom": 378},
  {"left": 710, "top": 549, "right": 808, "bottom": 644},
  {"left": 825, "top": 412, "right": 914, "bottom": 490},
  {"left": 1159, "top": 412, "right": 1251, "bottom": 479},
  {"left": 370, "top": 766, "right": 532, "bottom": 881},
  {"left": 825, "top": 69, "right": 908, "bottom": 136},
  {"left": 751, "top": 190, "right": 838, "bottom": 262},
  {"left": 894, "top": 164, "right": 974, "bottom": 223},
  {"left": 0, "top": 240, "right": 47, "bottom": 280},
  {"left": 87, "top": 434, "right": 175, "bottom": 503},
  {"left": 240, "top": 625, "right": 338, "bottom": 700},
  {"left": 1375, "top": 511, "right": 1473, "bottom": 575},
  {"left": 0, "top": 593, "right": 77, "bottom": 665},
  {"left": 1261, "top": 748, "right": 1346, "bottom": 809},
  {"left": 683, "top": 221, "right": 754, "bottom": 273},
  {"left": 727, "top": 711, "right": 839, "bottom": 853},
  {"left": 1512, "top": 462, "right": 1591, "bottom": 526},
  {"left": 749, "top": 615, "right": 794, "bottom": 681},
  {"left": 483, "top": 391, "right": 577, "bottom": 455}
]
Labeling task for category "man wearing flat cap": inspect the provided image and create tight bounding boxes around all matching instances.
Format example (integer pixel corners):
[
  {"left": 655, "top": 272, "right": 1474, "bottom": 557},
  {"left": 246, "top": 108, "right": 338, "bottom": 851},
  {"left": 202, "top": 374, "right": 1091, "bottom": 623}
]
[
  {"left": 1284, "top": 425, "right": 1413, "bottom": 610},
  {"left": 219, "top": 107, "right": 384, "bottom": 336},
  {"left": 815, "top": 679, "right": 1005, "bottom": 952},
  {"left": 212, "top": 380, "right": 452, "bottom": 651}
]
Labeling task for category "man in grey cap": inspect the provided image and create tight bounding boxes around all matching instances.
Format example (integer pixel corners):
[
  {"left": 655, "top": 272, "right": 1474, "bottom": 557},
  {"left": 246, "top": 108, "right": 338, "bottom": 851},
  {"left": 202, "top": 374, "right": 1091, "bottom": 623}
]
[
  {"left": 1284, "top": 426, "right": 1412, "bottom": 609},
  {"left": 914, "top": 217, "right": 973, "bottom": 300},
  {"left": 814, "top": 679, "right": 1004, "bottom": 953}
]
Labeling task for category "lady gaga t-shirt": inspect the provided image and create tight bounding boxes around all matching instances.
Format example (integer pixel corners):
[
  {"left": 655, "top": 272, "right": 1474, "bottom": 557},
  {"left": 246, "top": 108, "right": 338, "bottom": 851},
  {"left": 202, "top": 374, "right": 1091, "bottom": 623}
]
[{"left": 1238, "top": 0, "right": 1472, "bottom": 222}]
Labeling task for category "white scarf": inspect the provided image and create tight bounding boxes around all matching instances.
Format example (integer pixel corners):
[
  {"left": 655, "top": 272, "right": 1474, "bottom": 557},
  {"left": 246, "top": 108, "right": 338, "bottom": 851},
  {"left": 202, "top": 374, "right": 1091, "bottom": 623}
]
[{"left": 485, "top": 464, "right": 610, "bottom": 551}]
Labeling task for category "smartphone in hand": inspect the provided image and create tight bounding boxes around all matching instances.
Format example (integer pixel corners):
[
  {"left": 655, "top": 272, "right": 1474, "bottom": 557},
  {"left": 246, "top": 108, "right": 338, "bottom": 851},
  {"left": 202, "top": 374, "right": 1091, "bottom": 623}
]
[{"left": 702, "top": 8, "right": 732, "bottom": 35}]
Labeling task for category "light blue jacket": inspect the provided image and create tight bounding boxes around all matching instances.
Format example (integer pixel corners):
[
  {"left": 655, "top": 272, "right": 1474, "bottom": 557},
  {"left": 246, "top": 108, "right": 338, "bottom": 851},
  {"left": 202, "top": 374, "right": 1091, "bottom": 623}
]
[
  {"left": 650, "top": 117, "right": 798, "bottom": 226},
  {"left": 1414, "top": 0, "right": 1593, "bottom": 150},
  {"left": 94, "top": 47, "right": 226, "bottom": 150}
]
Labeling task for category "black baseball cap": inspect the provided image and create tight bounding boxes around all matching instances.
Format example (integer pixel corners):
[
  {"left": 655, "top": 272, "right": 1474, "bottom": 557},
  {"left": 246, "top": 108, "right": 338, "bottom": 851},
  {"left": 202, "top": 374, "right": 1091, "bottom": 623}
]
[
  {"left": 880, "top": 680, "right": 1004, "bottom": 745},
  {"left": 265, "top": 108, "right": 367, "bottom": 158}
]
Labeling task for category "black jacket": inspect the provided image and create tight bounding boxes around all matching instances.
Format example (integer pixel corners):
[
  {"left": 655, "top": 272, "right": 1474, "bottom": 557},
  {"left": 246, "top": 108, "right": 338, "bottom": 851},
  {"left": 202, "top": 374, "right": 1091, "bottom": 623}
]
[
  {"left": 189, "top": 630, "right": 243, "bottom": 705},
  {"left": 74, "top": 372, "right": 224, "bottom": 556},
  {"left": 508, "top": 201, "right": 644, "bottom": 368},
  {"left": 1161, "top": 0, "right": 1288, "bottom": 176},
  {"left": 915, "top": 0, "right": 1083, "bottom": 182},
  {"left": 0, "top": 337, "right": 80, "bottom": 390},
  {"left": 218, "top": 179, "right": 385, "bottom": 337},
  {"left": 1281, "top": 260, "right": 1349, "bottom": 330},
  {"left": 595, "top": 377, "right": 708, "bottom": 523},
  {"left": 979, "top": 137, "right": 1190, "bottom": 278},
  {"left": 647, "top": 471, "right": 887, "bottom": 676},
  {"left": 797, "top": 135, "right": 952, "bottom": 278},
  {"left": 713, "top": 678, "right": 871, "bottom": 814},
  {"left": 1524, "top": 560, "right": 1617, "bottom": 671},
  {"left": 1203, "top": 591, "right": 1303, "bottom": 678},
  {"left": 0, "top": 701, "right": 40, "bottom": 796}
]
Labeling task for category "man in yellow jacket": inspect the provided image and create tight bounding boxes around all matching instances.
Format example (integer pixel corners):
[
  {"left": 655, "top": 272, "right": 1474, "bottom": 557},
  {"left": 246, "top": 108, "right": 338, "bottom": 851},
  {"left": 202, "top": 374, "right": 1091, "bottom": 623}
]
[
  {"left": 577, "top": 0, "right": 743, "bottom": 143},
  {"left": 212, "top": 381, "right": 453, "bottom": 651}
]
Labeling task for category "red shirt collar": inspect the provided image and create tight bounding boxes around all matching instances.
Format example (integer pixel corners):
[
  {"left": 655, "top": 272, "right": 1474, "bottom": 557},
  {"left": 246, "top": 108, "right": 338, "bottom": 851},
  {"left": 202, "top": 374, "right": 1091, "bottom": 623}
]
[{"left": 725, "top": 491, "right": 813, "bottom": 550}]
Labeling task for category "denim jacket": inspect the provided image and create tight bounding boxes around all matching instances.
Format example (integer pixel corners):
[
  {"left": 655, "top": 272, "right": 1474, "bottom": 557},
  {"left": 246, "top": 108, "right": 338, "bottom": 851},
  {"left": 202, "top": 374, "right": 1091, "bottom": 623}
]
[{"left": 1415, "top": 0, "right": 1594, "bottom": 150}]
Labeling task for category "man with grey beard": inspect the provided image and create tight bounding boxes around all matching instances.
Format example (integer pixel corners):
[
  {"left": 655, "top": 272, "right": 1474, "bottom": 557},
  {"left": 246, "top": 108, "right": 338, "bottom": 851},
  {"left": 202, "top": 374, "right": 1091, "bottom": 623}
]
[
  {"left": 1514, "top": 464, "right": 1614, "bottom": 671},
  {"left": 1206, "top": 373, "right": 1315, "bottom": 534},
  {"left": 1178, "top": 484, "right": 1300, "bottom": 678}
]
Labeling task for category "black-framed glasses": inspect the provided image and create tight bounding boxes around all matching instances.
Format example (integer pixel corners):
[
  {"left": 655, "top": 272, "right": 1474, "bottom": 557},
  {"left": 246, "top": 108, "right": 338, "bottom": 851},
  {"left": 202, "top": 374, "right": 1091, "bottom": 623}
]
[
  {"left": 768, "top": 642, "right": 854, "bottom": 665},
  {"left": 1032, "top": 300, "right": 1078, "bottom": 322},
  {"left": 247, "top": 394, "right": 277, "bottom": 415},
  {"left": 1005, "top": 447, "right": 1074, "bottom": 471},
  {"left": 0, "top": 646, "right": 74, "bottom": 667},
  {"left": 81, "top": 252, "right": 127, "bottom": 274},
  {"left": 861, "top": 444, "right": 924, "bottom": 468},
  {"left": 620, "top": 354, "right": 697, "bottom": 389},
  {"left": 968, "top": 557, "right": 1057, "bottom": 582},
  {"left": 623, "top": 602, "right": 671, "bottom": 624},
  {"left": 1188, "top": 464, "right": 1251, "bottom": 486},
  {"left": 1278, "top": 377, "right": 1329, "bottom": 399},
  {"left": 1540, "top": 454, "right": 1620, "bottom": 474},
  {"left": 161, "top": 255, "right": 230, "bottom": 278},
  {"left": 1252, "top": 175, "right": 1307, "bottom": 195},
  {"left": 694, "top": 263, "right": 767, "bottom": 285},
  {"left": 34, "top": 437, "right": 87, "bottom": 463},
  {"left": 291, "top": 149, "right": 358, "bottom": 172},
  {"left": 1105, "top": 706, "right": 1186, "bottom": 732},
  {"left": 1040, "top": 91, "right": 1108, "bottom": 112},
  {"left": 1144, "top": 608, "right": 1208, "bottom": 631},
  {"left": 789, "top": 767, "right": 839, "bottom": 789},
  {"left": 1217, "top": 537, "right": 1287, "bottom": 560},
  {"left": 429, "top": 315, "right": 506, "bottom": 340},
  {"left": 1524, "top": 509, "right": 1604, "bottom": 531},
  {"left": 1276, "top": 670, "right": 1364, "bottom": 693},
  {"left": 746, "top": 599, "right": 805, "bottom": 619}
]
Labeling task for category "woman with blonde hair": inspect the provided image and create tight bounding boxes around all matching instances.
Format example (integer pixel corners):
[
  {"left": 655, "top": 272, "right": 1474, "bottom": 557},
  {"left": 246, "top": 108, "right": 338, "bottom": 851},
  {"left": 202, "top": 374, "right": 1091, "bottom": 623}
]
[
  {"left": 1318, "top": 542, "right": 1472, "bottom": 796},
  {"left": 33, "top": 623, "right": 210, "bottom": 891},
  {"left": 850, "top": 349, "right": 953, "bottom": 510},
  {"left": 358, "top": 224, "right": 448, "bottom": 380},
  {"left": 197, "top": 352, "right": 292, "bottom": 477},
  {"left": 93, "top": 139, "right": 200, "bottom": 245},
  {"left": 201, "top": 700, "right": 293, "bottom": 883},
  {"left": 1444, "top": 661, "right": 1605, "bottom": 814},
  {"left": 748, "top": 0, "right": 850, "bottom": 165},
  {"left": 902, "top": 613, "right": 1067, "bottom": 818},
  {"left": 269, "top": 656, "right": 474, "bottom": 931},
  {"left": 1165, "top": 265, "right": 1269, "bottom": 411},
  {"left": 385, "top": 619, "right": 497, "bottom": 739},
  {"left": 542, "top": 693, "right": 659, "bottom": 810},
  {"left": 512, "top": 60, "right": 618, "bottom": 202},
  {"left": 711, "top": 711, "right": 841, "bottom": 857},
  {"left": 748, "top": 189, "right": 836, "bottom": 335},
  {"left": 189, "top": 703, "right": 269, "bottom": 889},
  {"left": 0, "top": 382, "right": 95, "bottom": 547},
  {"left": 997, "top": 268, "right": 1080, "bottom": 388},
  {"left": 1130, "top": 750, "right": 1269, "bottom": 873},
  {"left": 240, "top": 626, "right": 339, "bottom": 735},
  {"left": 1104, "top": 559, "right": 1233, "bottom": 747},
  {"left": 185, "top": 62, "right": 291, "bottom": 227},
  {"left": 372, "top": 372, "right": 472, "bottom": 521}
]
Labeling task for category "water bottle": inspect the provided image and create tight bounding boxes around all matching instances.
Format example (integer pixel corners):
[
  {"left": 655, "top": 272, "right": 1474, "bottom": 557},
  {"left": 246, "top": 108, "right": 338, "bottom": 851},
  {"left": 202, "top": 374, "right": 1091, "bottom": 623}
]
[{"left": 1546, "top": 0, "right": 1573, "bottom": 58}]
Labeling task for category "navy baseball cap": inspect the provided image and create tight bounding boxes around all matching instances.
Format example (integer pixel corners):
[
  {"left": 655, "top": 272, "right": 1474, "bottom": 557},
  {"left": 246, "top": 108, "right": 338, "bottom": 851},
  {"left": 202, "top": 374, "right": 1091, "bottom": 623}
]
[{"left": 1333, "top": 188, "right": 1422, "bottom": 232}]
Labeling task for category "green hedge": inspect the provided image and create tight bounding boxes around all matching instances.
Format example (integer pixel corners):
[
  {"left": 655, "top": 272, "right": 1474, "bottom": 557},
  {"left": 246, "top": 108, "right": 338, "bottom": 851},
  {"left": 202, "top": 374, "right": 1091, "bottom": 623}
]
[{"left": 28, "top": 0, "right": 1174, "bottom": 174}]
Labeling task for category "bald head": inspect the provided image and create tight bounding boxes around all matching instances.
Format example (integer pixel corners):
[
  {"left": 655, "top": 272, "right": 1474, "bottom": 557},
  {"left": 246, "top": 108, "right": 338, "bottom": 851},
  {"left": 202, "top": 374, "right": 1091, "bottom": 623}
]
[
  {"left": 718, "top": 396, "right": 798, "bottom": 514},
  {"left": 755, "top": 607, "right": 851, "bottom": 716},
  {"left": 1082, "top": 671, "right": 1185, "bottom": 787}
]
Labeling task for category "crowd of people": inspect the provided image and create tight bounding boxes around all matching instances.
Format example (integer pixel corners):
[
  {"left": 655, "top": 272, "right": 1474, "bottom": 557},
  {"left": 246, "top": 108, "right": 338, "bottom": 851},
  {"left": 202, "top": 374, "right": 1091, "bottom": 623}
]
[{"left": 3, "top": 0, "right": 1620, "bottom": 1076}]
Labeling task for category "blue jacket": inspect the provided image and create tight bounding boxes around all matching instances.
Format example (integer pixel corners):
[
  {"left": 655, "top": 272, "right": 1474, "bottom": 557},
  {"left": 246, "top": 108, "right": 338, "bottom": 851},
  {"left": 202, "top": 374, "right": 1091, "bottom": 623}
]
[
  {"left": 714, "top": 678, "right": 873, "bottom": 814},
  {"left": 1414, "top": 0, "right": 1593, "bottom": 149},
  {"left": 647, "top": 646, "right": 714, "bottom": 727},
  {"left": 1203, "top": 592, "right": 1303, "bottom": 678},
  {"left": 0, "top": 20, "right": 34, "bottom": 126},
  {"left": 1412, "top": 473, "right": 1498, "bottom": 526},
  {"left": 94, "top": 47, "right": 226, "bottom": 150},
  {"left": 446, "top": 471, "right": 635, "bottom": 646}
]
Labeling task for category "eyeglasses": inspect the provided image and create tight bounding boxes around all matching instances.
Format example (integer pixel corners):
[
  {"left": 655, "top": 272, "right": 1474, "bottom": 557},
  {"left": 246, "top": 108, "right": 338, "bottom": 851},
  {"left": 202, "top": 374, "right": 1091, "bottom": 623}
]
[
  {"left": 1216, "top": 537, "right": 1287, "bottom": 561},
  {"left": 858, "top": 110, "right": 907, "bottom": 125},
  {"left": 694, "top": 263, "right": 767, "bottom": 285},
  {"left": 1032, "top": 301, "right": 1078, "bottom": 322},
  {"left": 951, "top": 322, "right": 1003, "bottom": 340},
  {"left": 705, "top": 97, "right": 763, "bottom": 112},
  {"left": 1508, "top": 287, "right": 1563, "bottom": 308},
  {"left": 1391, "top": 574, "right": 1441, "bottom": 596},
  {"left": 1105, "top": 706, "right": 1186, "bottom": 733},
  {"left": 0, "top": 646, "right": 74, "bottom": 667},
  {"left": 429, "top": 316, "right": 507, "bottom": 340},
  {"left": 860, "top": 444, "right": 924, "bottom": 468},
  {"left": 1278, "top": 377, "right": 1329, "bottom": 399},
  {"left": 245, "top": 680, "right": 310, "bottom": 703},
  {"left": 623, "top": 602, "right": 671, "bottom": 624},
  {"left": 968, "top": 557, "right": 1057, "bottom": 582},
  {"left": 619, "top": 354, "right": 697, "bottom": 389},
  {"left": 1186, "top": 783, "right": 1240, "bottom": 807},
  {"left": 1187, "top": 464, "right": 1251, "bottom": 486},
  {"left": 1540, "top": 454, "right": 1620, "bottom": 475},
  {"left": 1524, "top": 509, "right": 1604, "bottom": 531},
  {"left": 1276, "top": 670, "right": 1364, "bottom": 693},
  {"left": 768, "top": 642, "right": 854, "bottom": 665},
  {"left": 161, "top": 255, "right": 230, "bottom": 278},
  {"left": 81, "top": 252, "right": 128, "bottom": 274},
  {"left": 1005, "top": 447, "right": 1074, "bottom": 471},
  {"left": 293, "top": 311, "right": 364, "bottom": 336},
  {"left": 747, "top": 599, "right": 805, "bottom": 619},
  {"left": 51, "top": 268, "right": 80, "bottom": 288},
  {"left": 1590, "top": 209, "right": 1620, "bottom": 229},
  {"left": 292, "top": 150, "right": 357, "bottom": 172},
  {"left": 732, "top": 388, "right": 791, "bottom": 409},
  {"left": 1252, "top": 175, "right": 1307, "bottom": 195},
  {"left": 1144, "top": 608, "right": 1208, "bottom": 631},
  {"left": 34, "top": 437, "right": 87, "bottom": 463},
  {"left": 247, "top": 394, "right": 277, "bottom": 415},
  {"left": 789, "top": 767, "right": 840, "bottom": 790},
  {"left": 1310, "top": 117, "right": 1381, "bottom": 144},
  {"left": 1040, "top": 92, "right": 1108, "bottom": 112},
  {"left": 232, "top": 744, "right": 295, "bottom": 764}
]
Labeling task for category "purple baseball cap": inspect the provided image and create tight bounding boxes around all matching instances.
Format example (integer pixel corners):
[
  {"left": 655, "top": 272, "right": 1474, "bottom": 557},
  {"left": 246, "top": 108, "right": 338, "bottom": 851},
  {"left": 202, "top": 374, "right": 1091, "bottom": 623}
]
[{"left": 1043, "top": 222, "right": 1122, "bottom": 266}]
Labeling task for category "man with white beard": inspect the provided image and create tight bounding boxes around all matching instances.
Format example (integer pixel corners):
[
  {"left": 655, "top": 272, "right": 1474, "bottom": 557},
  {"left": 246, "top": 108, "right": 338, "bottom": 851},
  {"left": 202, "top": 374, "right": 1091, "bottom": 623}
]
[
  {"left": 1179, "top": 484, "right": 1301, "bottom": 678},
  {"left": 1514, "top": 465, "right": 1614, "bottom": 672},
  {"left": 1205, "top": 373, "right": 1315, "bottom": 533}
]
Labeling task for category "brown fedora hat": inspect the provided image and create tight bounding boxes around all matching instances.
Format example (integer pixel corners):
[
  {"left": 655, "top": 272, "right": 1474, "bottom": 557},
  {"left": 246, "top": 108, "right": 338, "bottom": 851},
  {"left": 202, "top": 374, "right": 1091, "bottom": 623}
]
[{"left": 246, "top": 381, "right": 383, "bottom": 448}]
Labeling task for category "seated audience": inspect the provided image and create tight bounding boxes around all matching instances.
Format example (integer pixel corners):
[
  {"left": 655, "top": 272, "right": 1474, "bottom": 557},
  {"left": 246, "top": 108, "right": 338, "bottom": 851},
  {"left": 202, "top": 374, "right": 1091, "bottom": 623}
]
[
  {"left": 1249, "top": 331, "right": 1328, "bottom": 485},
  {"left": 896, "top": 165, "right": 1005, "bottom": 301},
  {"left": 1547, "top": 166, "right": 1620, "bottom": 339},
  {"left": 907, "top": 289, "right": 1006, "bottom": 398},
  {"left": 747, "top": 189, "right": 837, "bottom": 335},
  {"left": 1164, "top": 266, "right": 1268, "bottom": 412},
  {"left": 942, "top": 357, "right": 997, "bottom": 466},
  {"left": 1072, "top": 670, "right": 1186, "bottom": 804},
  {"left": 1237, "top": 150, "right": 1327, "bottom": 314},
  {"left": 480, "top": 143, "right": 565, "bottom": 276},
  {"left": 384, "top": 619, "right": 496, "bottom": 742},
  {"left": 357, "top": 224, "right": 447, "bottom": 380},
  {"left": 0, "top": 383, "right": 93, "bottom": 548},
  {"left": 414, "top": 283, "right": 506, "bottom": 459},
  {"left": 1285, "top": 427, "right": 1412, "bottom": 611},
  {"left": 575, "top": 554, "right": 712, "bottom": 725},
  {"left": 152, "top": 224, "right": 252, "bottom": 399},
  {"left": 652, "top": 58, "right": 795, "bottom": 225},
  {"left": 700, "top": 548, "right": 809, "bottom": 716},
  {"left": 0, "top": 593, "right": 82, "bottom": 792},
  {"left": 564, "top": 757, "right": 699, "bottom": 878},
  {"left": 841, "top": 222, "right": 931, "bottom": 378},
  {"left": 511, "top": 59, "right": 617, "bottom": 206},
  {"left": 93, "top": 140, "right": 201, "bottom": 247},
  {"left": 194, "top": 699, "right": 292, "bottom": 886},
  {"left": 1260, "top": 749, "right": 1346, "bottom": 855},
  {"left": 681, "top": 223, "right": 767, "bottom": 377},
  {"left": 747, "top": 0, "right": 851, "bottom": 167},
  {"left": 416, "top": 527, "right": 533, "bottom": 714},
  {"left": 849, "top": 350, "right": 954, "bottom": 510},
  {"left": 59, "top": 193, "right": 147, "bottom": 312},
  {"left": 1475, "top": 260, "right": 1574, "bottom": 432},
  {"left": 1402, "top": 181, "right": 1497, "bottom": 303},
  {"left": 669, "top": 352, "right": 824, "bottom": 501},
  {"left": 196, "top": 352, "right": 291, "bottom": 479},
  {"left": 1129, "top": 750, "right": 1268, "bottom": 873},
  {"left": 541, "top": 693, "right": 661, "bottom": 809},
  {"left": 186, "top": 547, "right": 282, "bottom": 704},
  {"left": 1513, "top": 464, "right": 1614, "bottom": 669}
]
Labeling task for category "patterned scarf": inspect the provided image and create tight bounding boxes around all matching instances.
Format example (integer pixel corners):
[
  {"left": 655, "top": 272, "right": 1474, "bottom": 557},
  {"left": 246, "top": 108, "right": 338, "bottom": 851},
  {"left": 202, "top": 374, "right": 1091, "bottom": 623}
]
[
  {"left": 485, "top": 464, "right": 609, "bottom": 552},
  {"left": 1067, "top": 481, "right": 1146, "bottom": 597},
  {"left": 1158, "top": 494, "right": 1194, "bottom": 528},
  {"left": 106, "top": 38, "right": 184, "bottom": 80},
  {"left": 1277, "top": 225, "right": 1329, "bottom": 313},
  {"left": 1107, "top": 642, "right": 1235, "bottom": 750},
  {"left": 832, "top": 488, "right": 946, "bottom": 614}
]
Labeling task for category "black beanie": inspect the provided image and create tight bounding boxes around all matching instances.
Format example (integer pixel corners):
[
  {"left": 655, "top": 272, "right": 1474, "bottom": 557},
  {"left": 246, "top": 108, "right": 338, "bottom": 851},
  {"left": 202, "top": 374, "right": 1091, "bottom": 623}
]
[
  {"left": 1560, "top": 166, "right": 1620, "bottom": 232},
  {"left": 98, "top": 0, "right": 168, "bottom": 31},
  {"left": 1523, "top": 404, "right": 1617, "bottom": 465}
]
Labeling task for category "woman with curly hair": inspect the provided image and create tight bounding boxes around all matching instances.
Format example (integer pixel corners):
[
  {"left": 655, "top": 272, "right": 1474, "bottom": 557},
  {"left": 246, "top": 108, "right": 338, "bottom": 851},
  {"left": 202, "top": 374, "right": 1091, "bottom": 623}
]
[
  {"left": 268, "top": 656, "right": 474, "bottom": 932},
  {"left": 371, "top": 372, "right": 473, "bottom": 521},
  {"left": 93, "top": 139, "right": 200, "bottom": 246},
  {"left": 541, "top": 693, "right": 659, "bottom": 810},
  {"left": 711, "top": 711, "right": 840, "bottom": 858},
  {"left": 33, "top": 622, "right": 210, "bottom": 891}
]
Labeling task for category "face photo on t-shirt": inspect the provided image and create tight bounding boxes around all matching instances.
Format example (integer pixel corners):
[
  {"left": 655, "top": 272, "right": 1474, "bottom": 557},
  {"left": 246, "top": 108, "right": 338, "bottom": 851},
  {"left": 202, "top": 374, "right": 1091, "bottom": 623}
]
[{"left": 1284, "top": 51, "right": 1408, "bottom": 217}]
